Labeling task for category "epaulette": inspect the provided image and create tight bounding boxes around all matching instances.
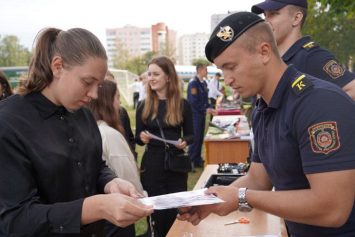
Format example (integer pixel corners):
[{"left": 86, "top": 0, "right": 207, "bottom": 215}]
[
  {"left": 291, "top": 74, "right": 314, "bottom": 97},
  {"left": 302, "top": 42, "right": 319, "bottom": 51}
]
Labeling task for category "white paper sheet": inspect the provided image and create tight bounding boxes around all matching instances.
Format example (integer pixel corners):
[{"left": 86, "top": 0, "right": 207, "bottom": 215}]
[
  {"left": 137, "top": 188, "right": 225, "bottom": 210},
  {"left": 148, "top": 132, "right": 181, "bottom": 145}
]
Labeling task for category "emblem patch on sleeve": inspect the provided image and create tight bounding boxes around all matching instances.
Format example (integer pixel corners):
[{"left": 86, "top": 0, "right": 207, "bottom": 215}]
[
  {"left": 308, "top": 121, "right": 340, "bottom": 154},
  {"left": 323, "top": 60, "right": 345, "bottom": 79},
  {"left": 191, "top": 88, "right": 197, "bottom": 95}
]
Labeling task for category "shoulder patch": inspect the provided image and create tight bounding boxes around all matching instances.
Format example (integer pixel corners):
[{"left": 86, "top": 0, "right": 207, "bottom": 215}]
[
  {"left": 323, "top": 60, "right": 345, "bottom": 79},
  {"left": 302, "top": 42, "right": 318, "bottom": 51},
  {"left": 191, "top": 88, "right": 197, "bottom": 95},
  {"left": 291, "top": 75, "right": 314, "bottom": 97},
  {"left": 308, "top": 121, "right": 340, "bottom": 154}
]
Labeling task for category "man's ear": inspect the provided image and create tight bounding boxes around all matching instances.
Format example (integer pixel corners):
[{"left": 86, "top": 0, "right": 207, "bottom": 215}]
[
  {"left": 293, "top": 11, "right": 303, "bottom": 27},
  {"left": 51, "top": 56, "right": 64, "bottom": 79},
  {"left": 259, "top": 42, "right": 271, "bottom": 65}
]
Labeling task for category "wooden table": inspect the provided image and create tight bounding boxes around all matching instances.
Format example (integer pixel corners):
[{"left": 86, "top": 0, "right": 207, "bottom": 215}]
[
  {"left": 205, "top": 115, "right": 250, "bottom": 166},
  {"left": 166, "top": 165, "right": 287, "bottom": 237}
]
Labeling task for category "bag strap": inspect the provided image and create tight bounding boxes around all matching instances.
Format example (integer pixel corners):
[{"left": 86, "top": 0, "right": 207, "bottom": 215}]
[{"left": 156, "top": 118, "right": 169, "bottom": 149}]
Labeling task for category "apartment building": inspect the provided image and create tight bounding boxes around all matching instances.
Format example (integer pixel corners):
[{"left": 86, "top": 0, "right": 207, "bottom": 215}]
[
  {"left": 106, "top": 23, "right": 177, "bottom": 68},
  {"left": 178, "top": 33, "right": 210, "bottom": 66}
]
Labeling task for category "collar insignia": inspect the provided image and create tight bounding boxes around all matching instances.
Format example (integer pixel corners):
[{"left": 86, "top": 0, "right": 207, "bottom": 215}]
[{"left": 217, "top": 26, "right": 234, "bottom": 42}]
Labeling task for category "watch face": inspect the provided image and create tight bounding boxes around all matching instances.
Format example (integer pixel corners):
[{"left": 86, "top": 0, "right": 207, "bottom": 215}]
[{"left": 239, "top": 204, "right": 252, "bottom": 213}]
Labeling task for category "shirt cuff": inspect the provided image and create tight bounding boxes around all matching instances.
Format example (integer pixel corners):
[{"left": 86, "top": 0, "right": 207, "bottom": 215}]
[{"left": 48, "top": 199, "right": 84, "bottom": 233}]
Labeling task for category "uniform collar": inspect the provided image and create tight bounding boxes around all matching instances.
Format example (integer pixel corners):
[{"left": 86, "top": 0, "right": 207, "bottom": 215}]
[
  {"left": 259, "top": 65, "right": 299, "bottom": 110},
  {"left": 195, "top": 76, "right": 204, "bottom": 83},
  {"left": 282, "top": 36, "right": 311, "bottom": 61},
  {"left": 25, "top": 92, "right": 67, "bottom": 119}
]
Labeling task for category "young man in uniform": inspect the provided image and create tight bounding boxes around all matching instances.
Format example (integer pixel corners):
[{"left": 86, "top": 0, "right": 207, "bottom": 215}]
[
  {"left": 178, "top": 12, "right": 355, "bottom": 236},
  {"left": 251, "top": 0, "right": 355, "bottom": 99},
  {"left": 187, "top": 64, "right": 217, "bottom": 168}
]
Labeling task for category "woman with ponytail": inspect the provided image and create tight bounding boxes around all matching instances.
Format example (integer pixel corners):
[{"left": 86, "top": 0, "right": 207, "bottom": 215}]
[{"left": 0, "top": 28, "right": 153, "bottom": 236}]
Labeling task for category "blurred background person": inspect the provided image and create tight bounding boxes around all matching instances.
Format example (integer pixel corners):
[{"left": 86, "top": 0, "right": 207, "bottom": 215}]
[
  {"left": 138, "top": 72, "right": 148, "bottom": 102},
  {"left": 105, "top": 71, "right": 137, "bottom": 159},
  {"left": 88, "top": 79, "right": 146, "bottom": 237},
  {"left": 208, "top": 72, "right": 224, "bottom": 121},
  {"left": 136, "top": 56, "right": 194, "bottom": 237},
  {"left": 0, "top": 71, "right": 14, "bottom": 101},
  {"left": 128, "top": 77, "right": 141, "bottom": 109},
  {"left": 187, "top": 64, "right": 217, "bottom": 169}
]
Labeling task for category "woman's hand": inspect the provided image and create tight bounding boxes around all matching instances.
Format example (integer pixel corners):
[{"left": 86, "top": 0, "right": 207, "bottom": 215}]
[
  {"left": 104, "top": 178, "right": 143, "bottom": 198},
  {"left": 175, "top": 138, "right": 187, "bottom": 149},
  {"left": 140, "top": 131, "right": 151, "bottom": 144}
]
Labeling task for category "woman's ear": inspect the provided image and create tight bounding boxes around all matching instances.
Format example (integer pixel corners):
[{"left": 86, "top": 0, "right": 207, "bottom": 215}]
[{"left": 51, "top": 56, "right": 64, "bottom": 79}]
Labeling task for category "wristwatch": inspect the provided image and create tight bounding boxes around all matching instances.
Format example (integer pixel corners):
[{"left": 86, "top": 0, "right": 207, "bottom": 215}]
[{"left": 238, "top": 188, "right": 253, "bottom": 212}]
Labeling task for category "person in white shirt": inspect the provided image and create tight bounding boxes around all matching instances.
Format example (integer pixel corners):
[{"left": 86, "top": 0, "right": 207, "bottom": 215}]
[
  {"left": 138, "top": 73, "right": 148, "bottom": 102},
  {"left": 128, "top": 78, "right": 141, "bottom": 109},
  {"left": 87, "top": 79, "right": 146, "bottom": 237},
  {"left": 208, "top": 72, "right": 223, "bottom": 120}
]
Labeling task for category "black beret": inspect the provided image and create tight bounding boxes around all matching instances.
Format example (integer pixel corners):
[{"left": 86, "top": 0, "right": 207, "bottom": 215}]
[{"left": 205, "top": 12, "right": 264, "bottom": 63}]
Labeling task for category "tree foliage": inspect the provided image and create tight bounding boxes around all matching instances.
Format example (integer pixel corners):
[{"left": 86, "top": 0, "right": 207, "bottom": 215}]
[
  {"left": 318, "top": 0, "right": 355, "bottom": 17},
  {"left": 302, "top": 0, "right": 355, "bottom": 68},
  {"left": 0, "top": 35, "right": 32, "bottom": 66},
  {"left": 192, "top": 58, "right": 210, "bottom": 66}
]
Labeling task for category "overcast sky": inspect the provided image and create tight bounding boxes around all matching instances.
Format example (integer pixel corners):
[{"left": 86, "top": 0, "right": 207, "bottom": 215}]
[{"left": 1, "top": 0, "right": 262, "bottom": 50}]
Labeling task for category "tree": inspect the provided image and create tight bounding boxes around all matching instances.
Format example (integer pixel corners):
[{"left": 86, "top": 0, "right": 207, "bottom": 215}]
[
  {"left": 192, "top": 58, "right": 210, "bottom": 66},
  {"left": 318, "top": 0, "right": 355, "bottom": 17},
  {"left": 159, "top": 39, "right": 177, "bottom": 64},
  {"left": 112, "top": 38, "right": 130, "bottom": 69},
  {"left": 0, "top": 35, "right": 32, "bottom": 66},
  {"left": 302, "top": 1, "right": 355, "bottom": 66}
]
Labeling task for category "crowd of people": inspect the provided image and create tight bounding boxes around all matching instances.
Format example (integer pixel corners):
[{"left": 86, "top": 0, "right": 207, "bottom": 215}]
[{"left": 1, "top": 0, "right": 355, "bottom": 236}]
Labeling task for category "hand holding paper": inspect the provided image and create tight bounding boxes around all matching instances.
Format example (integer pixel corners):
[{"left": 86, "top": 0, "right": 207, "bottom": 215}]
[{"left": 137, "top": 188, "right": 225, "bottom": 210}]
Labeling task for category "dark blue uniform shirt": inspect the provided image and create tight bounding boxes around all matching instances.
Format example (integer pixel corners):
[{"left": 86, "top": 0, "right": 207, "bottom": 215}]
[
  {"left": 282, "top": 36, "right": 355, "bottom": 88},
  {"left": 252, "top": 65, "right": 355, "bottom": 237},
  {"left": 187, "top": 76, "right": 212, "bottom": 115},
  {"left": 0, "top": 92, "right": 116, "bottom": 236}
]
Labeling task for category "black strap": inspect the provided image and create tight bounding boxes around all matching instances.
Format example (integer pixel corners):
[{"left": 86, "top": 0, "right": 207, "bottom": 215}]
[{"left": 156, "top": 118, "right": 169, "bottom": 149}]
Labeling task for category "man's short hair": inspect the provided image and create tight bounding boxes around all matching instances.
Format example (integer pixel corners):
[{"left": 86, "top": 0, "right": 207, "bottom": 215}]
[
  {"left": 287, "top": 5, "right": 307, "bottom": 29},
  {"left": 215, "top": 72, "right": 221, "bottom": 77},
  {"left": 196, "top": 63, "right": 207, "bottom": 73}
]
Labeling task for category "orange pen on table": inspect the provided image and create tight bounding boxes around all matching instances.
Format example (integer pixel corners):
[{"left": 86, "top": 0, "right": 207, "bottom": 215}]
[{"left": 224, "top": 217, "right": 250, "bottom": 225}]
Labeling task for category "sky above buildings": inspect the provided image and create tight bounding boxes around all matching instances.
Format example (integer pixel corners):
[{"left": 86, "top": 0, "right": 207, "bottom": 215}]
[{"left": 1, "top": 0, "right": 262, "bottom": 50}]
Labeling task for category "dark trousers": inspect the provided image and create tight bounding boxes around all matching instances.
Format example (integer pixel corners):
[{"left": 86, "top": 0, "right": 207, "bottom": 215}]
[
  {"left": 209, "top": 98, "right": 217, "bottom": 121},
  {"left": 105, "top": 221, "right": 135, "bottom": 237},
  {"left": 141, "top": 147, "right": 188, "bottom": 237},
  {"left": 188, "top": 114, "right": 206, "bottom": 165},
  {"left": 133, "top": 92, "right": 139, "bottom": 109}
]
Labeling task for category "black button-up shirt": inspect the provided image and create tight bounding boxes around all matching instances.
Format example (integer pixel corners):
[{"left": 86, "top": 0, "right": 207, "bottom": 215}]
[{"left": 0, "top": 92, "right": 116, "bottom": 236}]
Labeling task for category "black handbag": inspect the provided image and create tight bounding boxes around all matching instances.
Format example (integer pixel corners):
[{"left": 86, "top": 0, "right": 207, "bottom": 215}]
[{"left": 156, "top": 119, "right": 192, "bottom": 173}]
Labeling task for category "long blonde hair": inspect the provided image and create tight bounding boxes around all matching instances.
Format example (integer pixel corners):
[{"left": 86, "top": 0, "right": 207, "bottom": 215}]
[{"left": 141, "top": 56, "right": 183, "bottom": 126}]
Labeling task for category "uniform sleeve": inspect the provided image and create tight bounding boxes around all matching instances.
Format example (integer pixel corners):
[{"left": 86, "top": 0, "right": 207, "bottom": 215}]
[
  {"left": 181, "top": 99, "right": 195, "bottom": 145},
  {"left": 305, "top": 48, "right": 355, "bottom": 88},
  {"left": 0, "top": 124, "right": 83, "bottom": 235},
  {"left": 292, "top": 89, "right": 355, "bottom": 174},
  {"left": 135, "top": 100, "right": 147, "bottom": 146},
  {"left": 187, "top": 81, "right": 208, "bottom": 114}
]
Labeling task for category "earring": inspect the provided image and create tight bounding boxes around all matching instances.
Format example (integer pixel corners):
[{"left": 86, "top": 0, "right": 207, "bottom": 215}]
[{"left": 2, "top": 92, "right": 5, "bottom": 98}]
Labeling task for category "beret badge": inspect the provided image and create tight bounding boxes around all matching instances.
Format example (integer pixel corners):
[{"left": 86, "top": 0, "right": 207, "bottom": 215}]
[{"left": 217, "top": 26, "right": 234, "bottom": 42}]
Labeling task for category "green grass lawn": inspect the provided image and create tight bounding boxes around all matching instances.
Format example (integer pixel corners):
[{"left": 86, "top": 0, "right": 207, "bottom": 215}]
[{"left": 121, "top": 82, "right": 211, "bottom": 235}]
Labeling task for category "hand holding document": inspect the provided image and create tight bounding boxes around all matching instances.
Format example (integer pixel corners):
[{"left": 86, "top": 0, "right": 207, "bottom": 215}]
[
  {"left": 146, "top": 131, "right": 181, "bottom": 146},
  {"left": 137, "top": 188, "right": 225, "bottom": 210}
]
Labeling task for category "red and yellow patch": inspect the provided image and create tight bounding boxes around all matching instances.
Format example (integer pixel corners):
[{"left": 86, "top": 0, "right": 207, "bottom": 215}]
[
  {"left": 308, "top": 121, "right": 340, "bottom": 154},
  {"left": 323, "top": 60, "right": 345, "bottom": 79},
  {"left": 191, "top": 88, "right": 197, "bottom": 95}
]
